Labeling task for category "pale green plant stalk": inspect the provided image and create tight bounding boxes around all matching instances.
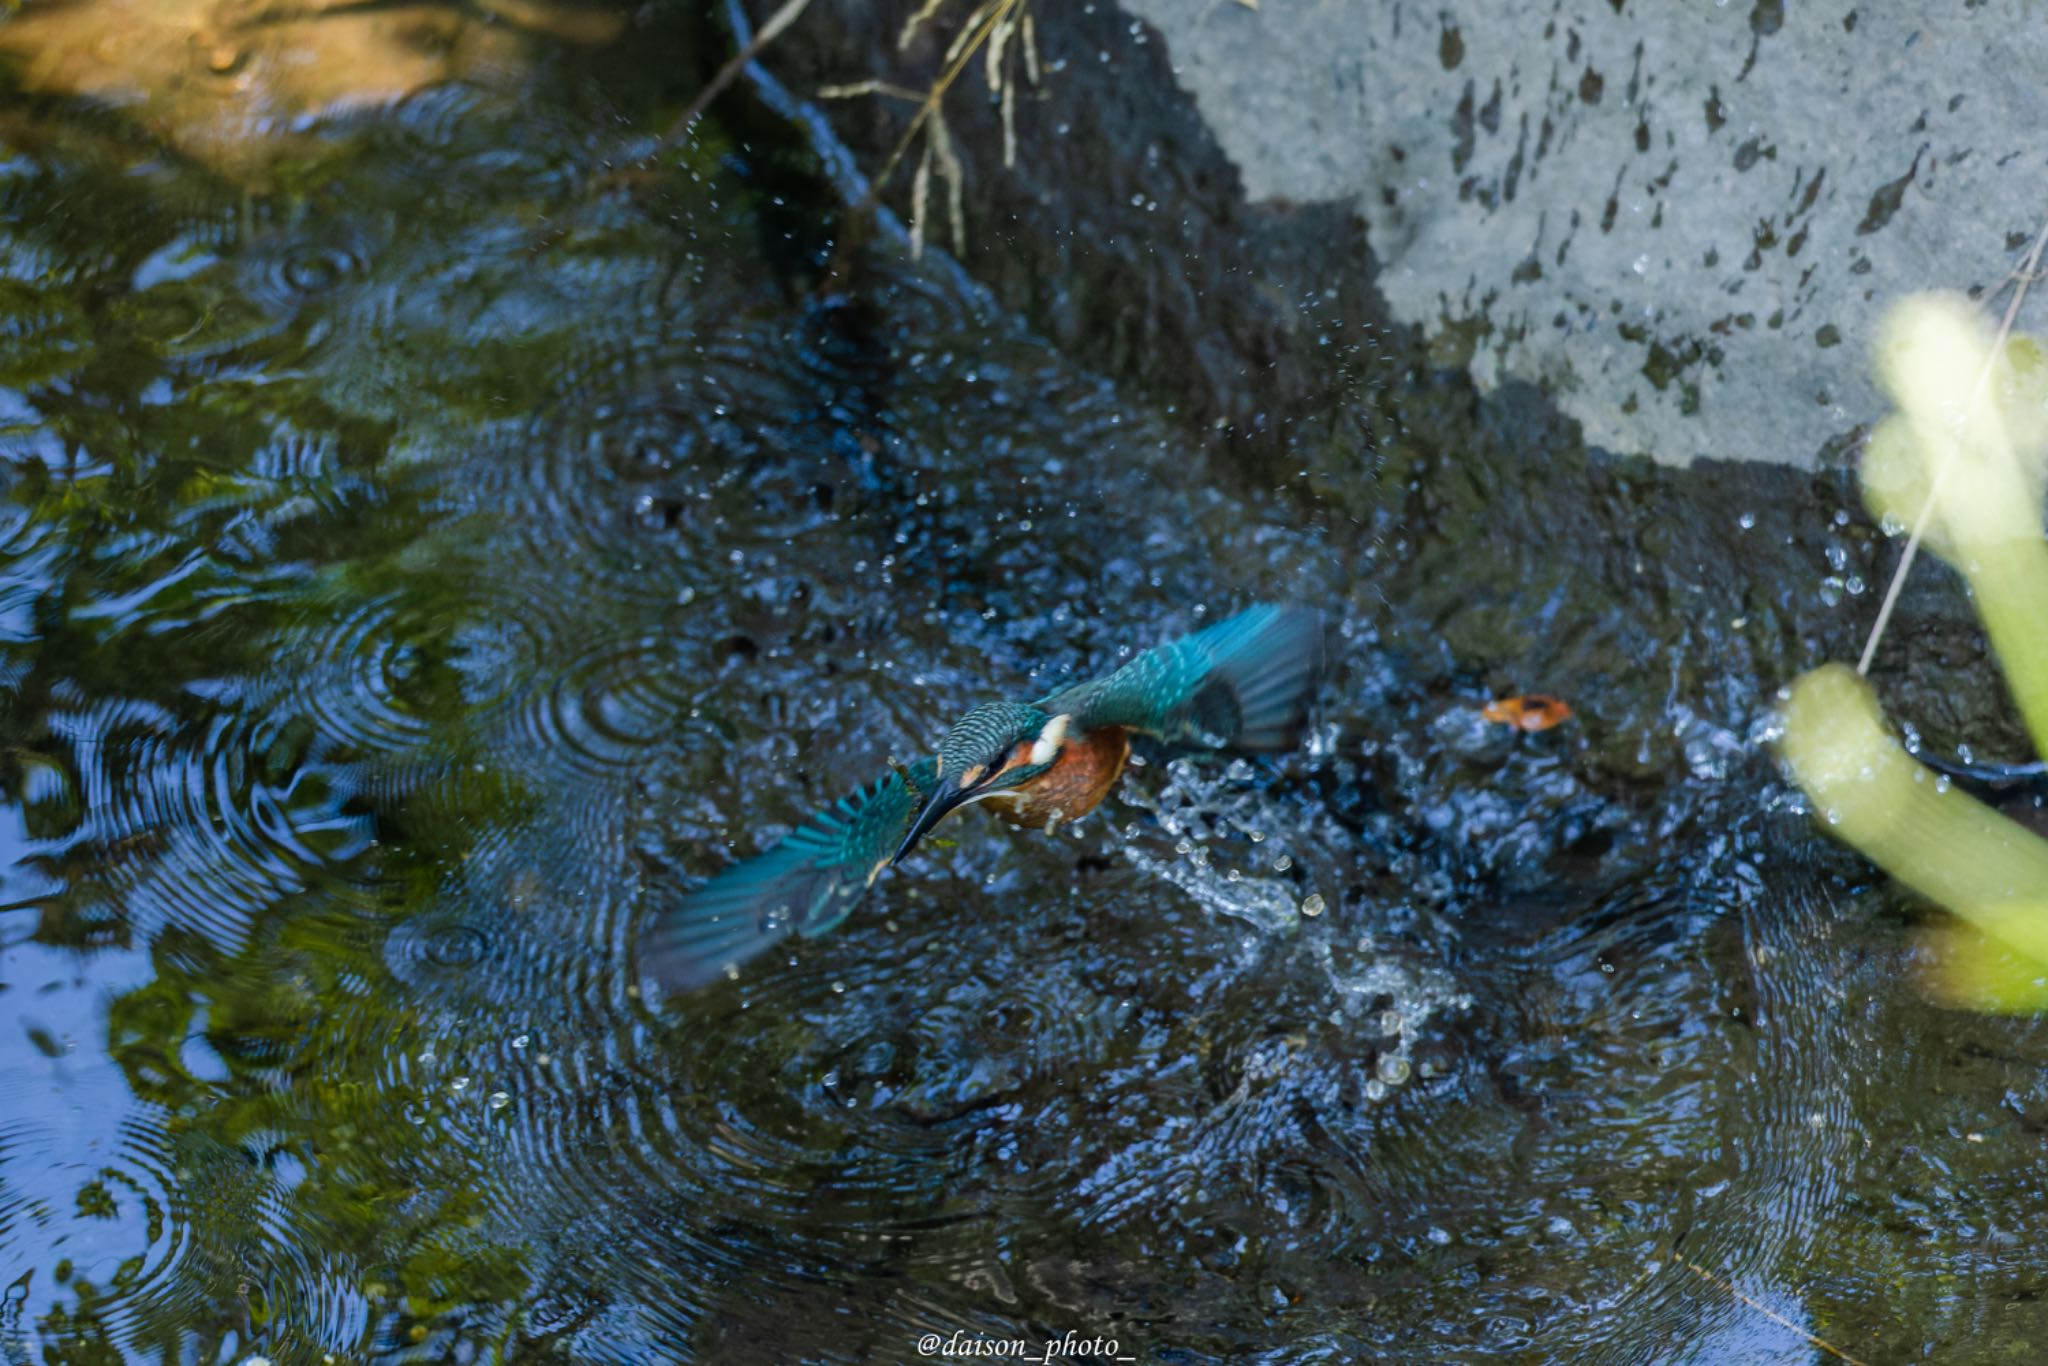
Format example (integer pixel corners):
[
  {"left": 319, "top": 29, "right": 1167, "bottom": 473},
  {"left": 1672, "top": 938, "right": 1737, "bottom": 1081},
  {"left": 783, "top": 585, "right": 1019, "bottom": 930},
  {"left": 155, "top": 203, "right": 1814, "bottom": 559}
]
[
  {"left": 1783, "top": 666, "right": 2048, "bottom": 1000},
  {"left": 1855, "top": 219, "right": 2048, "bottom": 676},
  {"left": 1861, "top": 294, "right": 2048, "bottom": 756},
  {"left": 1781, "top": 286, "right": 2048, "bottom": 1011}
]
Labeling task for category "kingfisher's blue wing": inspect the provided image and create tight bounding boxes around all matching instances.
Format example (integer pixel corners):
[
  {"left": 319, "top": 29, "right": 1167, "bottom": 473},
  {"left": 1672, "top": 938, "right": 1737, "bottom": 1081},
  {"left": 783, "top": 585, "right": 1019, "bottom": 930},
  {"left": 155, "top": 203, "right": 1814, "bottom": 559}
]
[
  {"left": 637, "top": 756, "right": 938, "bottom": 992},
  {"left": 1040, "top": 604, "right": 1323, "bottom": 752}
]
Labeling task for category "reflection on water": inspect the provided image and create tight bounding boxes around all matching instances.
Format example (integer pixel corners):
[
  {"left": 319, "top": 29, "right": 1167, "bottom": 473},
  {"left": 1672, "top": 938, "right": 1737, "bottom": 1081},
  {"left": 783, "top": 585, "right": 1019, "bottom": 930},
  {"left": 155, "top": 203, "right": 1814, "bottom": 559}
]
[
  {"left": 0, "top": 0, "right": 625, "bottom": 178},
  {"left": 3, "top": 17, "right": 2048, "bottom": 1366}
]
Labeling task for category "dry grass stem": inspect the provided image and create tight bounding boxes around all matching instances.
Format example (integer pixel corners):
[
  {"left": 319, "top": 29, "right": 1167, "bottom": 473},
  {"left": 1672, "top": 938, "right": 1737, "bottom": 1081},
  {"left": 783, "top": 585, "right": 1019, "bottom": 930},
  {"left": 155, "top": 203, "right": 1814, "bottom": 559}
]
[
  {"left": 818, "top": 79, "right": 924, "bottom": 102},
  {"left": 1001, "top": 64, "right": 1018, "bottom": 167},
  {"left": 661, "top": 0, "right": 815, "bottom": 149},
  {"left": 985, "top": 5, "right": 1016, "bottom": 89},
  {"left": 898, "top": 0, "right": 949, "bottom": 51},
  {"left": 909, "top": 136, "right": 933, "bottom": 258},
  {"left": 582, "top": 0, "right": 817, "bottom": 205},
  {"left": 845, "top": 0, "right": 1024, "bottom": 256},
  {"left": 929, "top": 110, "right": 967, "bottom": 255},
  {"left": 1673, "top": 1255, "right": 1870, "bottom": 1366}
]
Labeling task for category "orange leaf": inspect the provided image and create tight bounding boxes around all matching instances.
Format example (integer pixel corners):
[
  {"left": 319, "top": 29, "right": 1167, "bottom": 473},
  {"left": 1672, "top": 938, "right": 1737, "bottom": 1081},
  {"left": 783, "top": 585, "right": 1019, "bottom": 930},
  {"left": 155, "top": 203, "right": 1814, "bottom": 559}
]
[{"left": 1480, "top": 694, "right": 1574, "bottom": 732}]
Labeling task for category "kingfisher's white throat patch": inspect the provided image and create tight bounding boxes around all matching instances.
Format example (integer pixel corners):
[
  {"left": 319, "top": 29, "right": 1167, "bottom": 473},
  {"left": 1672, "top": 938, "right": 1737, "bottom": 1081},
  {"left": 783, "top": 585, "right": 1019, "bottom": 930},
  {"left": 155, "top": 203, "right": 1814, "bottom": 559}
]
[{"left": 1029, "top": 714, "right": 1071, "bottom": 767}]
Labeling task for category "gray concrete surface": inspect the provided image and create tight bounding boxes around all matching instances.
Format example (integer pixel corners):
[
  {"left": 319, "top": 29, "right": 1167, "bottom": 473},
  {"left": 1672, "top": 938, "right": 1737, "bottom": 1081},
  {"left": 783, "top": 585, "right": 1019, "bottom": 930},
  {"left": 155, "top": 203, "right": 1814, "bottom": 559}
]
[{"left": 1121, "top": 0, "right": 2048, "bottom": 467}]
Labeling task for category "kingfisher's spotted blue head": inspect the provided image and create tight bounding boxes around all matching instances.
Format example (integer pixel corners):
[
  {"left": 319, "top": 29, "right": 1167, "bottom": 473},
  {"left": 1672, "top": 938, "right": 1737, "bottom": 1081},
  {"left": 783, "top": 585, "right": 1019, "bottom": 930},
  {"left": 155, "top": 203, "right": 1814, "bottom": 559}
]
[{"left": 894, "top": 701, "right": 1071, "bottom": 860}]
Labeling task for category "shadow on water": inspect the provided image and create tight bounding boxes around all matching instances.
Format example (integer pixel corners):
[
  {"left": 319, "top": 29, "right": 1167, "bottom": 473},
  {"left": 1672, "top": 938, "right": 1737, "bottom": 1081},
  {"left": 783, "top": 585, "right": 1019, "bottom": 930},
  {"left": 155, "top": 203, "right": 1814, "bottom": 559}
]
[{"left": 2, "top": 6, "right": 2048, "bottom": 1364}]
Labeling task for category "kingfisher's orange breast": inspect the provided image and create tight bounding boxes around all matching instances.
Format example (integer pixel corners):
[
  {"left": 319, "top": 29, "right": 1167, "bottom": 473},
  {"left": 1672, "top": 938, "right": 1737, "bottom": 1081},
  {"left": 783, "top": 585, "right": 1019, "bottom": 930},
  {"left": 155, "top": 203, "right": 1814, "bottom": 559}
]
[{"left": 983, "top": 725, "right": 1131, "bottom": 830}]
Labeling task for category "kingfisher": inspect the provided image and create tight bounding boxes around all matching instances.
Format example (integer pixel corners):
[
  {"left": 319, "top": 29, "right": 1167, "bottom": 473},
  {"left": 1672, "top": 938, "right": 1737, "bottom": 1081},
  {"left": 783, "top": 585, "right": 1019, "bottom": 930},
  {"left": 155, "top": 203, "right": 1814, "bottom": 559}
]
[{"left": 638, "top": 604, "right": 1324, "bottom": 991}]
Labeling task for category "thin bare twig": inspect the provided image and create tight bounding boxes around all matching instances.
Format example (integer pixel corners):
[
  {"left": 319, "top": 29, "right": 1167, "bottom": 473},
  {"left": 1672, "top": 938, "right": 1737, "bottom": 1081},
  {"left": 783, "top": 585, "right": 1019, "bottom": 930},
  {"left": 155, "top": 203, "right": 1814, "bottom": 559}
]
[
  {"left": 1857, "top": 213, "right": 2048, "bottom": 676},
  {"left": 642, "top": 0, "right": 817, "bottom": 169},
  {"left": 1673, "top": 1254, "right": 1872, "bottom": 1366}
]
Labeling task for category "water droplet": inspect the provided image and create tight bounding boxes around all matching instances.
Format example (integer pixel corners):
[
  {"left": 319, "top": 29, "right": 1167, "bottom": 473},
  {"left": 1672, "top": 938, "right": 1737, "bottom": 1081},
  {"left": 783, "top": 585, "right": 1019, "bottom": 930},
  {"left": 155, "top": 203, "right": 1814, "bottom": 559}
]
[
  {"left": 1379, "top": 1008, "right": 1404, "bottom": 1036},
  {"left": 1376, "top": 1054, "right": 1411, "bottom": 1085},
  {"left": 512, "top": 1034, "right": 529, "bottom": 1050},
  {"left": 1737, "top": 511, "right": 1756, "bottom": 530},
  {"left": 1426, "top": 1226, "right": 1453, "bottom": 1246},
  {"left": 1300, "top": 893, "right": 1326, "bottom": 918},
  {"left": 450, "top": 1076, "right": 470, "bottom": 1094},
  {"left": 1273, "top": 854, "right": 1292, "bottom": 872},
  {"left": 488, "top": 1091, "right": 510, "bottom": 1110}
]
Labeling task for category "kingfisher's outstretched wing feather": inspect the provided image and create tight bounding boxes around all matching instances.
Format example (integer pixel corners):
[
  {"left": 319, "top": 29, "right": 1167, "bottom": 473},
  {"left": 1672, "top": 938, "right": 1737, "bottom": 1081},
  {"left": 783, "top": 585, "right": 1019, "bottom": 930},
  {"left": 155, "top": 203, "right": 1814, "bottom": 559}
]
[
  {"left": 637, "top": 756, "right": 939, "bottom": 992},
  {"left": 1038, "top": 604, "right": 1323, "bottom": 751}
]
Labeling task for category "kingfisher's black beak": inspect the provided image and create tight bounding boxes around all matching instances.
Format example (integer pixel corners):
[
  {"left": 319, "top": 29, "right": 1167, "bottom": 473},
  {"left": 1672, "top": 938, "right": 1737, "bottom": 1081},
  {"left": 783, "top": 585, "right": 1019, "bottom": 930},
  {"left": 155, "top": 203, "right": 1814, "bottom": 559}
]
[{"left": 894, "top": 771, "right": 975, "bottom": 864}]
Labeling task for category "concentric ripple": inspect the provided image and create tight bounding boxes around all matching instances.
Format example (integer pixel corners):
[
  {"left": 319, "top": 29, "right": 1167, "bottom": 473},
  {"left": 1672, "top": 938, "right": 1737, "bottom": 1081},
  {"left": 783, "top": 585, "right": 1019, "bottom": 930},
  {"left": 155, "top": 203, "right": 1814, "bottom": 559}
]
[
  {"left": 481, "top": 363, "right": 751, "bottom": 609},
  {"left": 514, "top": 634, "right": 698, "bottom": 785},
  {"left": 364, "top": 85, "right": 612, "bottom": 210},
  {"left": 31, "top": 1114, "right": 200, "bottom": 1357},
  {"left": 286, "top": 582, "right": 566, "bottom": 761},
  {"left": 289, "top": 591, "right": 448, "bottom": 757},
  {"left": 1588, "top": 822, "right": 1871, "bottom": 1360},
  {"left": 41, "top": 699, "right": 367, "bottom": 950}
]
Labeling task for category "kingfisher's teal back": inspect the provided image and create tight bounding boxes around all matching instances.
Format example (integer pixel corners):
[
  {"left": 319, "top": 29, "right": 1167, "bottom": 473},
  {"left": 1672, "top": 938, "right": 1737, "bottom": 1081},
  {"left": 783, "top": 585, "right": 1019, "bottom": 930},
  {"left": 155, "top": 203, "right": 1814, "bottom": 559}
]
[
  {"left": 637, "top": 604, "right": 1323, "bottom": 993},
  {"left": 1037, "top": 604, "right": 1324, "bottom": 750}
]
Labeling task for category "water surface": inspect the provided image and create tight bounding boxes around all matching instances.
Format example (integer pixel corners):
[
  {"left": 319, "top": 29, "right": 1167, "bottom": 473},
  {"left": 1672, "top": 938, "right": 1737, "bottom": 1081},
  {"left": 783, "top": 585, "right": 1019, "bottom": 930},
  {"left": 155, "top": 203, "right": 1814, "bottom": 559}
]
[{"left": 2, "top": 15, "right": 2046, "bottom": 1365}]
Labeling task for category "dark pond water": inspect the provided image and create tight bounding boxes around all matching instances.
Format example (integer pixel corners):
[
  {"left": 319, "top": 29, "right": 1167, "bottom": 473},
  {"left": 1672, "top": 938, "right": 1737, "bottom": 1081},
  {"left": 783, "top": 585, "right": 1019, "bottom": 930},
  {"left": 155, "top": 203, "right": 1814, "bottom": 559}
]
[{"left": 4, "top": 9, "right": 2048, "bottom": 1365}]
